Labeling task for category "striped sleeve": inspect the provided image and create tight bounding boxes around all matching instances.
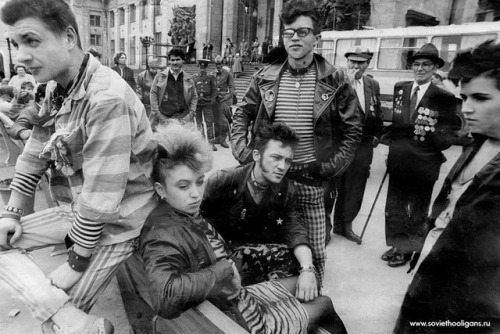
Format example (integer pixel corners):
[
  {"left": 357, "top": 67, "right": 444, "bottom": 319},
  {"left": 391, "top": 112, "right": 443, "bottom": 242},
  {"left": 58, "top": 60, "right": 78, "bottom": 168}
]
[
  {"left": 9, "top": 171, "right": 43, "bottom": 197},
  {"left": 68, "top": 213, "right": 106, "bottom": 249}
]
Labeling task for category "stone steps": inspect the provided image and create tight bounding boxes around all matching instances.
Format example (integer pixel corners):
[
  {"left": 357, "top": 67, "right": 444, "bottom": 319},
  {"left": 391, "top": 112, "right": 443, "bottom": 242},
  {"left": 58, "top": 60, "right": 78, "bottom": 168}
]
[{"left": 182, "top": 63, "right": 264, "bottom": 103}]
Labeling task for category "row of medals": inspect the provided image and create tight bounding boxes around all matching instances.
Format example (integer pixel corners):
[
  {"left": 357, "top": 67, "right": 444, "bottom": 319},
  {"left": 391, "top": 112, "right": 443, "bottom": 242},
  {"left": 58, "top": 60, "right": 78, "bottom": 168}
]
[{"left": 414, "top": 108, "right": 439, "bottom": 142}]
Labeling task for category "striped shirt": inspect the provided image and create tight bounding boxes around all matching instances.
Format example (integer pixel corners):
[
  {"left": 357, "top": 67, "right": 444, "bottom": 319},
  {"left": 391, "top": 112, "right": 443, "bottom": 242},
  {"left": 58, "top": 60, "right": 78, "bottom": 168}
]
[
  {"left": 12, "top": 55, "right": 157, "bottom": 249},
  {"left": 274, "top": 67, "right": 317, "bottom": 163}
]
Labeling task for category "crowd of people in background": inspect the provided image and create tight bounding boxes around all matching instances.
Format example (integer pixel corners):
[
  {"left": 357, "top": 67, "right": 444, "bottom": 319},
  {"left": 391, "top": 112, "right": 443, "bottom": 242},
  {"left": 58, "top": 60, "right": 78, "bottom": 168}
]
[{"left": 0, "top": 0, "right": 499, "bottom": 333}]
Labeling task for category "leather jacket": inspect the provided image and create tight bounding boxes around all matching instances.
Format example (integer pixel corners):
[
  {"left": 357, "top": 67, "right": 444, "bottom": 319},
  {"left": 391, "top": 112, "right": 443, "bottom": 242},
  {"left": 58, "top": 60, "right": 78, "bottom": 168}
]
[
  {"left": 201, "top": 163, "right": 310, "bottom": 248},
  {"left": 231, "top": 53, "right": 362, "bottom": 178},
  {"left": 139, "top": 201, "right": 233, "bottom": 319},
  {"left": 150, "top": 68, "right": 198, "bottom": 121}
]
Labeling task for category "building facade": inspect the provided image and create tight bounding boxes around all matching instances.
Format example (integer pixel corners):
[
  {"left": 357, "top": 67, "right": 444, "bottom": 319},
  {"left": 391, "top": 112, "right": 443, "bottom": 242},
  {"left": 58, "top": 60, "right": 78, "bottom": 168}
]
[{"left": 0, "top": 0, "right": 496, "bottom": 76}]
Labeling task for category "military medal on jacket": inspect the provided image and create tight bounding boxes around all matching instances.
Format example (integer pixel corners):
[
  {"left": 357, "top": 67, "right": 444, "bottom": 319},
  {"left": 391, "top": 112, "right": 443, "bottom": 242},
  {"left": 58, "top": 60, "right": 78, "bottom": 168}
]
[{"left": 414, "top": 107, "right": 439, "bottom": 142}]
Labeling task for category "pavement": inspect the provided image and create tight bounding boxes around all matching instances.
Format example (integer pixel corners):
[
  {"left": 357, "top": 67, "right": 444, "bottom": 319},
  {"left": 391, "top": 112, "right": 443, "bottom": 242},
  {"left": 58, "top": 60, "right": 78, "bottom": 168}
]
[{"left": 0, "top": 134, "right": 463, "bottom": 334}]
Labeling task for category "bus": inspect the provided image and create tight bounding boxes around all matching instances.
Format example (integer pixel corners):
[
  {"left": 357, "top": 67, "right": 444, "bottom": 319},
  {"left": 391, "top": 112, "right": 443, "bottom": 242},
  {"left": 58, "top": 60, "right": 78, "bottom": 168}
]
[{"left": 315, "top": 22, "right": 500, "bottom": 118}]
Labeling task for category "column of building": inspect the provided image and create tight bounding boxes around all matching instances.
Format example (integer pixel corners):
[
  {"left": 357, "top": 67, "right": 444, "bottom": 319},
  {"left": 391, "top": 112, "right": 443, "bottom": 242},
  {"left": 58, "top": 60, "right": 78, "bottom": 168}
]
[{"left": 272, "top": 0, "right": 282, "bottom": 46}]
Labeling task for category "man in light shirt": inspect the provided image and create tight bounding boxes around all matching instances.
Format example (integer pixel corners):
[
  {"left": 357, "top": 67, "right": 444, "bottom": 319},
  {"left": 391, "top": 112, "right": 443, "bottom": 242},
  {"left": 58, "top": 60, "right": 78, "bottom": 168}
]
[{"left": 324, "top": 46, "right": 383, "bottom": 245}]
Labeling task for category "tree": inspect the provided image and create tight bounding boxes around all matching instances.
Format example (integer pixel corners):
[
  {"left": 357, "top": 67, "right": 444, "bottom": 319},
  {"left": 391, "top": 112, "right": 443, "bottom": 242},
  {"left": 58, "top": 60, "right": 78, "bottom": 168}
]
[
  {"left": 320, "top": 0, "right": 371, "bottom": 31},
  {"left": 477, "top": 0, "right": 500, "bottom": 21}
]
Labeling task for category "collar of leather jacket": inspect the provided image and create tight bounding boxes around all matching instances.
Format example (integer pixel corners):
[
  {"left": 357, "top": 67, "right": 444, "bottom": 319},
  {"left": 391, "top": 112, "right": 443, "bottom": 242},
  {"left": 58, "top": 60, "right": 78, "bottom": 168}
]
[{"left": 256, "top": 53, "right": 338, "bottom": 81}]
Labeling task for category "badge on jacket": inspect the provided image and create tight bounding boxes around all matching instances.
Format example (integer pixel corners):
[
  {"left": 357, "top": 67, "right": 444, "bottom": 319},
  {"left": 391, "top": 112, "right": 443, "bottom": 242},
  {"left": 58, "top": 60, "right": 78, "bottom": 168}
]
[
  {"left": 414, "top": 107, "right": 439, "bottom": 142},
  {"left": 265, "top": 90, "right": 275, "bottom": 102},
  {"left": 240, "top": 208, "right": 247, "bottom": 220}
]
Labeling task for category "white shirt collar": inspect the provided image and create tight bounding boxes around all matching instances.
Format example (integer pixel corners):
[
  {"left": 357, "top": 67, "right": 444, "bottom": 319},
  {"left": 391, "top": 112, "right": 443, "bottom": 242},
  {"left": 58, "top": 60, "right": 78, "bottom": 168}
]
[{"left": 412, "top": 81, "right": 431, "bottom": 95}]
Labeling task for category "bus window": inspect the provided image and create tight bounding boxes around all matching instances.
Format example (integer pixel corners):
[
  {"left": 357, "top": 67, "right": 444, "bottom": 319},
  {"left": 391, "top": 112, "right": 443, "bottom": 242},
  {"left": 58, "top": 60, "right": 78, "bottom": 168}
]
[
  {"left": 334, "top": 38, "right": 376, "bottom": 68},
  {"left": 317, "top": 40, "right": 335, "bottom": 65},
  {"left": 431, "top": 33, "right": 497, "bottom": 71},
  {"left": 378, "top": 37, "right": 426, "bottom": 70}
]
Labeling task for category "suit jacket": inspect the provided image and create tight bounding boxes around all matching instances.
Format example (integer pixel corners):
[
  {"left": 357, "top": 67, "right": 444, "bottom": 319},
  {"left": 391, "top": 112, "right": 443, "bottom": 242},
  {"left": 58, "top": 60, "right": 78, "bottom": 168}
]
[
  {"left": 395, "top": 136, "right": 500, "bottom": 333},
  {"left": 357, "top": 75, "right": 384, "bottom": 140},
  {"left": 387, "top": 81, "right": 459, "bottom": 181}
]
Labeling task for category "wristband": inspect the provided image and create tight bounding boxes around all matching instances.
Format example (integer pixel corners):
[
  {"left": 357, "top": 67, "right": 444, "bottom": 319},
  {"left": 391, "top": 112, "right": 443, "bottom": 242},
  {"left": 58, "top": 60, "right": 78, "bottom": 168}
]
[
  {"left": 299, "top": 264, "right": 316, "bottom": 275},
  {"left": 67, "top": 248, "right": 92, "bottom": 272},
  {"left": 1, "top": 212, "right": 22, "bottom": 220},
  {"left": 4, "top": 205, "right": 24, "bottom": 216}
]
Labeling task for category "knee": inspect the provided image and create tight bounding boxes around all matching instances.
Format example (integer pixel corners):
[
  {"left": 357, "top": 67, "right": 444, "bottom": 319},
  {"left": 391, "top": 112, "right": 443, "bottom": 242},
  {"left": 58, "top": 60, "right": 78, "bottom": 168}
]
[{"left": 316, "top": 295, "right": 334, "bottom": 314}]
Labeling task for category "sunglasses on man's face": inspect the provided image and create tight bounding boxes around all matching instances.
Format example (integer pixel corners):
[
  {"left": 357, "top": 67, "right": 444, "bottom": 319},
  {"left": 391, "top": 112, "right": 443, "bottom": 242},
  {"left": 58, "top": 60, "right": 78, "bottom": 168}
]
[{"left": 281, "top": 27, "right": 314, "bottom": 39}]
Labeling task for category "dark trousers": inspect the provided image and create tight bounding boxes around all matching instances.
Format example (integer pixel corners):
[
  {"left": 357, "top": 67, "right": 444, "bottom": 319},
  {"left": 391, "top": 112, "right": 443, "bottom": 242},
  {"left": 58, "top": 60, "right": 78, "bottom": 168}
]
[
  {"left": 213, "top": 96, "right": 231, "bottom": 142},
  {"left": 385, "top": 173, "right": 435, "bottom": 254},
  {"left": 325, "top": 140, "right": 373, "bottom": 228},
  {"left": 195, "top": 103, "right": 215, "bottom": 143}
]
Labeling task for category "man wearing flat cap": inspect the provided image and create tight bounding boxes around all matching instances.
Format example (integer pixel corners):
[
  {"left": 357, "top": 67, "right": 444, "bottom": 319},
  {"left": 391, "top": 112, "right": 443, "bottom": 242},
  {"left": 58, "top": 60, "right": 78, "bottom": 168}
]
[
  {"left": 192, "top": 59, "right": 217, "bottom": 150},
  {"left": 324, "top": 46, "right": 383, "bottom": 245},
  {"left": 382, "top": 43, "right": 460, "bottom": 267},
  {"left": 137, "top": 58, "right": 160, "bottom": 118}
]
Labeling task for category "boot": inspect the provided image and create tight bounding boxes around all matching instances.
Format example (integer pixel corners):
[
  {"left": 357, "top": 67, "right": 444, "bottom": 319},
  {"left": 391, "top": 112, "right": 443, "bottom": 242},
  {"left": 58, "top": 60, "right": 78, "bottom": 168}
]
[{"left": 220, "top": 137, "right": 229, "bottom": 148}]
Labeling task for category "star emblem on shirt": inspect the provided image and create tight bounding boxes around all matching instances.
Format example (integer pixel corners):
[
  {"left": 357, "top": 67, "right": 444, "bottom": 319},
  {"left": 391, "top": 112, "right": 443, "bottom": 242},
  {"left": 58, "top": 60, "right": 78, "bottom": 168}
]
[{"left": 276, "top": 217, "right": 283, "bottom": 226}]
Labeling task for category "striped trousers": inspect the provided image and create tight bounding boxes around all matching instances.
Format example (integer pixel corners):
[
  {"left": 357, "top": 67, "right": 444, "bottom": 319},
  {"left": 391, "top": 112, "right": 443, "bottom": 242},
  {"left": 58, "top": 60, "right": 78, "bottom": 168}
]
[
  {"left": 0, "top": 205, "right": 136, "bottom": 323},
  {"left": 291, "top": 181, "right": 326, "bottom": 288}
]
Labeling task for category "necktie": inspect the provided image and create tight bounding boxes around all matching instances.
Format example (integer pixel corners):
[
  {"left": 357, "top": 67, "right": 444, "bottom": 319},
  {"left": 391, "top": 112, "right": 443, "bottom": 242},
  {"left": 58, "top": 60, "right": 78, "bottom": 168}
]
[
  {"left": 354, "top": 80, "right": 365, "bottom": 112},
  {"left": 409, "top": 86, "right": 419, "bottom": 120}
]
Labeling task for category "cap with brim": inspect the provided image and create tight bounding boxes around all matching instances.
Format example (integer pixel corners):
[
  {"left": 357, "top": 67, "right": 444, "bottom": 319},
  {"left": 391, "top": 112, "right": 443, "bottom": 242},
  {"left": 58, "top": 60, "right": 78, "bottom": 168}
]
[
  {"left": 148, "top": 58, "right": 160, "bottom": 67},
  {"left": 345, "top": 45, "right": 373, "bottom": 62},
  {"left": 346, "top": 54, "right": 371, "bottom": 61},
  {"left": 198, "top": 59, "right": 210, "bottom": 66},
  {"left": 408, "top": 43, "right": 445, "bottom": 68}
]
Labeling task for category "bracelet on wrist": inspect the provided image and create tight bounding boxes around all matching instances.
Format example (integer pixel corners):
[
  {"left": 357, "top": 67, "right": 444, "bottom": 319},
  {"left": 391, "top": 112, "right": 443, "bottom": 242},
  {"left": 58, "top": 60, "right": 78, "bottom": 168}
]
[
  {"left": 2, "top": 212, "right": 22, "bottom": 220},
  {"left": 67, "top": 247, "right": 92, "bottom": 272},
  {"left": 3, "top": 205, "right": 24, "bottom": 216},
  {"left": 299, "top": 264, "right": 316, "bottom": 274}
]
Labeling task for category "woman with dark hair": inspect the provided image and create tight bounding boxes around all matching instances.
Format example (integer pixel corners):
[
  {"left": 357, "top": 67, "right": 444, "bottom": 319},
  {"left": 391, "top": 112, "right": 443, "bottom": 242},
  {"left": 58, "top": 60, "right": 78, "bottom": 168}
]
[
  {"left": 111, "top": 52, "right": 136, "bottom": 90},
  {"left": 140, "top": 121, "right": 347, "bottom": 334},
  {"left": 394, "top": 40, "right": 500, "bottom": 333}
]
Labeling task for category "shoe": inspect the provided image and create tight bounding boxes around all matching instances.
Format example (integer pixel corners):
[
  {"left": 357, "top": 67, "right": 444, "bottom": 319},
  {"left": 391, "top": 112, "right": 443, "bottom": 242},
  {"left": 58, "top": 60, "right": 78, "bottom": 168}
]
[
  {"left": 87, "top": 318, "right": 114, "bottom": 334},
  {"left": 381, "top": 247, "right": 395, "bottom": 261},
  {"left": 342, "top": 228, "right": 362, "bottom": 244},
  {"left": 211, "top": 144, "right": 218, "bottom": 151},
  {"left": 46, "top": 316, "right": 114, "bottom": 334},
  {"left": 388, "top": 252, "right": 411, "bottom": 267},
  {"left": 220, "top": 140, "right": 229, "bottom": 148}
]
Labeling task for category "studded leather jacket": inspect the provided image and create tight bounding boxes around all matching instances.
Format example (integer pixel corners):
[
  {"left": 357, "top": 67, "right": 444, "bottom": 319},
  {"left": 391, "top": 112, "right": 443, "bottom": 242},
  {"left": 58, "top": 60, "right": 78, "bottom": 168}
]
[{"left": 231, "top": 54, "right": 362, "bottom": 178}]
